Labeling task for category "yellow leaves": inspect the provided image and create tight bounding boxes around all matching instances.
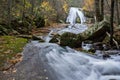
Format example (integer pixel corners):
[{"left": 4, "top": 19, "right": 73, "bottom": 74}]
[
  {"left": 41, "top": 1, "right": 53, "bottom": 11},
  {"left": 41, "top": 1, "right": 49, "bottom": 8},
  {"left": 16, "top": 13, "right": 20, "bottom": 17},
  {"left": 83, "top": 0, "right": 94, "bottom": 11},
  {"left": 63, "top": 2, "right": 69, "bottom": 13},
  {"left": 24, "top": 0, "right": 31, "bottom": 9},
  {"left": 40, "top": 1, "right": 57, "bottom": 26}
]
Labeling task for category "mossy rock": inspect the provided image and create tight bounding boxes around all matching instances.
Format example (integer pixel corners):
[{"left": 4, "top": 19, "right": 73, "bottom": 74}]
[
  {"left": 80, "top": 20, "right": 110, "bottom": 42},
  {"left": 32, "top": 35, "right": 45, "bottom": 42},
  {"left": 49, "top": 34, "right": 60, "bottom": 43},
  {"left": 60, "top": 32, "right": 83, "bottom": 47}
]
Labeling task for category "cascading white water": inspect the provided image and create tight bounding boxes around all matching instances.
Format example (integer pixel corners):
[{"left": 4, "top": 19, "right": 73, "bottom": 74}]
[
  {"left": 29, "top": 42, "right": 120, "bottom": 80},
  {"left": 58, "top": 23, "right": 88, "bottom": 35},
  {"left": 42, "top": 30, "right": 54, "bottom": 43},
  {"left": 66, "top": 7, "right": 86, "bottom": 25},
  {"left": 57, "top": 7, "right": 88, "bottom": 35}
]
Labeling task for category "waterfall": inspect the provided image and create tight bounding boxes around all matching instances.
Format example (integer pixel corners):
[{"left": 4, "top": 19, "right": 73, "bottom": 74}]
[
  {"left": 41, "top": 7, "right": 87, "bottom": 43},
  {"left": 43, "top": 30, "right": 53, "bottom": 43},
  {"left": 58, "top": 7, "right": 87, "bottom": 35},
  {"left": 25, "top": 42, "right": 120, "bottom": 80},
  {"left": 66, "top": 7, "right": 86, "bottom": 25}
]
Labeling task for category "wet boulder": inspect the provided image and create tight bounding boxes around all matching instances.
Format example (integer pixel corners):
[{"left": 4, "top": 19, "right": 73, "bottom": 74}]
[
  {"left": 60, "top": 32, "right": 83, "bottom": 47},
  {"left": 80, "top": 20, "right": 110, "bottom": 42},
  {"left": 49, "top": 34, "right": 60, "bottom": 43},
  {"left": 32, "top": 35, "right": 45, "bottom": 42}
]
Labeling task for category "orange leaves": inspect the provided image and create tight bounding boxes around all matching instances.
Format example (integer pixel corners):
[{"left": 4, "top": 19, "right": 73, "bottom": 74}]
[{"left": 8, "top": 53, "right": 23, "bottom": 65}]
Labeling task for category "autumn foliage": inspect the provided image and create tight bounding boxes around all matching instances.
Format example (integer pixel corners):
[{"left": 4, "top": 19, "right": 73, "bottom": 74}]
[{"left": 83, "top": 0, "right": 94, "bottom": 11}]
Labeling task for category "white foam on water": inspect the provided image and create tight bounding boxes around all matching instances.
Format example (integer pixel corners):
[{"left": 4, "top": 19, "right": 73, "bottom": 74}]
[
  {"left": 29, "top": 43, "right": 120, "bottom": 80},
  {"left": 30, "top": 6, "right": 120, "bottom": 80},
  {"left": 58, "top": 23, "right": 88, "bottom": 35},
  {"left": 66, "top": 7, "right": 86, "bottom": 25}
]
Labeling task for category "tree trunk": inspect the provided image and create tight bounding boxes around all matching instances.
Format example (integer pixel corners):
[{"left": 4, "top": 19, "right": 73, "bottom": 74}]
[
  {"left": 30, "top": 0, "right": 34, "bottom": 15},
  {"left": 8, "top": 0, "right": 12, "bottom": 29},
  {"left": 110, "top": 0, "right": 115, "bottom": 46},
  {"left": 116, "top": 0, "right": 120, "bottom": 25},
  {"left": 94, "top": 0, "right": 101, "bottom": 22},
  {"left": 100, "top": 0, "right": 104, "bottom": 20},
  {"left": 22, "top": 0, "right": 25, "bottom": 22}
]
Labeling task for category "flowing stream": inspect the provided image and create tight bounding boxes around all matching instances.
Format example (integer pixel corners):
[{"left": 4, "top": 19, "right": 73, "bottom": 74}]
[
  {"left": 21, "top": 7, "right": 120, "bottom": 80},
  {"left": 26, "top": 42, "right": 120, "bottom": 80}
]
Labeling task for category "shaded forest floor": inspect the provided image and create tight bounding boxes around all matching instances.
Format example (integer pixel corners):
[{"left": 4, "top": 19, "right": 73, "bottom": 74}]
[{"left": 0, "top": 36, "right": 28, "bottom": 71}]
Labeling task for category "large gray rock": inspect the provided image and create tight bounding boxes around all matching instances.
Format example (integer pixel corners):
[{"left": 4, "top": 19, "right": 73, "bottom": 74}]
[{"left": 80, "top": 20, "right": 110, "bottom": 42}]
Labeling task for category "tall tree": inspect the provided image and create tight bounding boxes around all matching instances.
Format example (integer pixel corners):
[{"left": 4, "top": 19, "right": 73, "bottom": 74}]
[
  {"left": 30, "top": 0, "right": 34, "bottom": 15},
  {"left": 22, "top": 0, "right": 25, "bottom": 21},
  {"left": 116, "top": 0, "right": 120, "bottom": 25},
  {"left": 94, "top": 0, "right": 101, "bottom": 22},
  {"left": 100, "top": 0, "right": 104, "bottom": 20},
  {"left": 110, "top": 0, "right": 115, "bottom": 45},
  {"left": 8, "top": 0, "right": 12, "bottom": 29}
]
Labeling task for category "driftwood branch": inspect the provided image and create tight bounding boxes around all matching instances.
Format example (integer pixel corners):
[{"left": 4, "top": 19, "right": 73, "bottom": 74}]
[{"left": 106, "top": 32, "right": 119, "bottom": 49}]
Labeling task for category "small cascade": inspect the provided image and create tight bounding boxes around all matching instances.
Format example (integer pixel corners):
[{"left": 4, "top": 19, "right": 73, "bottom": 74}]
[
  {"left": 66, "top": 7, "right": 86, "bottom": 25},
  {"left": 58, "top": 23, "right": 88, "bottom": 35},
  {"left": 41, "top": 7, "right": 87, "bottom": 42},
  {"left": 44, "top": 30, "right": 53, "bottom": 43},
  {"left": 40, "top": 30, "right": 54, "bottom": 43},
  {"left": 58, "top": 7, "right": 87, "bottom": 34}
]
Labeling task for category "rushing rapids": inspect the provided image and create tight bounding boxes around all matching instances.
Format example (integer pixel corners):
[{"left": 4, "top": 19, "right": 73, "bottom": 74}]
[
  {"left": 13, "top": 7, "right": 120, "bottom": 80},
  {"left": 23, "top": 42, "right": 120, "bottom": 80}
]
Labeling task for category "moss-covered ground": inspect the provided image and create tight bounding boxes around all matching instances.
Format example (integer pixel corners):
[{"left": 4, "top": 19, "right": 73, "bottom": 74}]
[{"left": 0, "top": 36, "right": 27, "bottom": 70}]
